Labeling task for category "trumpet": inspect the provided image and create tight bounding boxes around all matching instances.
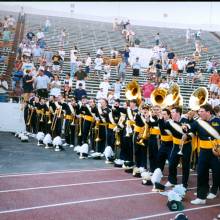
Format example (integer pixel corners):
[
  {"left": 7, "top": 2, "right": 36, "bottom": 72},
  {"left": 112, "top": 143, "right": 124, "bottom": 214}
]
[
  {"left": 136, "top": 123, "right": 150, "bottom": 146},
  {"left": 51, "top": 107, "right": 62, "bottom": 131},
  {"left": 40, "top": 109, "right": 44, "bottom": 122},
  {"left": 47, "top": 111, "right": 52, "bottom": 124},
  {"left": 94, "top": 121, "right": 101, "bottom": 142},
  {"left": 27, "top": 107, "right": 34, "bottom": 126},
  {"left": 78, "top": 115, "right": 82, "bottom": 136},
  {"left": 71, "top": 115, "right": 75, "bottom": 126},
  {"left": 115, "top": 128, "right": 121, "bottom": 146}
]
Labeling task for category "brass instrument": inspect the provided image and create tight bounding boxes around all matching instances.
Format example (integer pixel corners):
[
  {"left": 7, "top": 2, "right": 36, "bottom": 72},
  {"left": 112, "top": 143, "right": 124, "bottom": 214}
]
[
  {"left": 94, "top": 121, "right": 101, "bottom": 142},
  {"left": 125, "top": 120, "right": 132, "bottom": 137},
  {"left": 51, "top": 107, "right": 62, "bottom": 131},
  {"left": 189, "top": 87, "right": 208, "bottom": 111},
  {"left": 164, "top": 83, "right": 180, "bottom": 106},
  {"left": 27, "top": 107, "right": 34, "bottom": 126},
  {"left": 136, "top": 122, "right": 150, "bottom": 146},
  {"left": 115, "top": 130, "right": 121, "bottom": 146},
  {"left": 48, "top": 111, "right": 52, "bottom": 124},
  {"left": 125, "top": 79, "right": 142, "bottom": 106},
  {"left": 209, "top": 137, "right": 220, "bottom": 157},
  {"left": 78, "top": 115, "right": 82, "bottom": 136},
  {"left": 40, "top": 109, "right": 44, "bottom": 122},
  {"left": 71, "top": 116, "right": 75, "bottom": 126},
  {"left": 150, "top": 88, "right": 168, "bottom": 108}
]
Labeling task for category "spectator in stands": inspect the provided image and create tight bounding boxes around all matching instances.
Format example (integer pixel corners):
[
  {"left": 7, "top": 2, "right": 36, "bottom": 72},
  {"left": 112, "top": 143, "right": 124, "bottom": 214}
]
[
  {"left": 0, "top": 75, "right": 8, "bottom": 102},
  {"left": 195, "top": 29, "right": 201, "bottom": 41},
  {"left": 167, "top": 48, "right": 175, "bottom": 62},
  {"left": 177, "top": 57, "right": 186, "bottom": 84},
  {"left": 34, "top": 69, "right": 50, "bottom": 98},
  {"left": 74, "top": 65, "right": 87, "bottom": 89},
  {"left": 123, "top": 45, "right": 130, "bottom": 65},
  {"left": 192, "top": 68, "right": 203, "bottom": 86},
  {"left": 76, "top": 58, "right": 83, "bottom": 71},
  {"left": 113, "top": 18, "right": 119, "bottom": 31},
  {"left": 132, "top": 57, "right": 141, "bottom": 77},
  {"left": 155, "top": 59, "right": 162, "bottom": 85},
  {"left": 43, "top": 47, "right": 53, "bottom": 66},
  {"left": 44, "top": 65, "right": 53, "bottom": 80},
  {"left": 84, "top": 53, "right": 92, "bottom": 76},
  {"left": 110, "top": 48, "right": 118, "bottom": 59},
  {"left": 36, "top": 28, "right": 45, "bottom": 44},
  {"left": 96, "top": 47, "right": 104, "bottom": 57},
  {"left": 155, "top": 33, "right": 160, "bottom": 46},
  {"left": 107, "top": 90, "right": 114, "bottom": 106},
  {"left": 26, "top": 30, "right": 35, "bottom": 42},
  {"left": 73, "top": 83, "right": 87, "bottom": 102},
  {"left": 52, "top": 52, "right": 62, "bottom": 74},
  {"left": 2, "top": 28, "right": 11, "bottom": 44},
  {"left": 58, "top": 47, "right": 65, "bottom": 71},
  {"left": 22, "top": 57, "right": 34, "bottom": 75},
  {"left": 209, "top": 69, "right": 220, "bottom": 96},
  {"left": 195, "top": 40, "right": 202, "bottom": 56},
  {"left": 32, "top": 44, "right": 43, "bottom": 67},
  {"left": 159, "top": 77, "right": 169, "bottom": 89},
  {"left": 99, "top": 78, "right": 111, "bottom": 98},
  {"left": 142, "top": 79, "right": 155, "bottom": 105},
  {"left": 63, "top": 73, "right": 72, "bottom": 97},
  {"left": 50, "top": 75, "right": 61, "bottom": 97},
  {"left": 44, "top": 17, "right": 51, "bottom": 32},
  {"left": 96, "top": 87, "right": 107, "bottom": 103},
  {"left": 22, "top": 44, "right": 32, "bottom": 59},
  {"left": 208, "top": 93, "right": 219, "bottom": 108},
  {"left": 213, "top": 106, "right": 220, "bottom": 117},
  {"left": 59, "top": 28, "right": 67, "bottom": 47},
  {"left": 186, "top": 57, "right": 196, "bottom": 84},
  {"left": 22, "top": 70, "right": 34, "bottom": 102},
  {"left": 206, "top": 58, "right": 214, "bottom": 74},
  {"left": 70, "top": 48, "right": 77, "bottom": 78},
  {"left": 117, "top": 58, "right": 126, "bottom": 86},
  {"left": 94, "top": 54, "right": 103, "bottom": 79},
  {"left": 103, "top": 62, "right": 111, "bottom": 80},
  {"left": 113, "top": 78, "right": 122, "bottom": 99}
]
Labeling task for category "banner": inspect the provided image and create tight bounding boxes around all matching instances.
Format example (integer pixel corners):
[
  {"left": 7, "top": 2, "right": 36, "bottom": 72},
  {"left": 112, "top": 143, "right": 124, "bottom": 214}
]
[
  {"left": 0, "top": 103, "right": 25, "bottom": 132},
  {"left": 128, "top": 47, "right": 153, "bottom": 68}
]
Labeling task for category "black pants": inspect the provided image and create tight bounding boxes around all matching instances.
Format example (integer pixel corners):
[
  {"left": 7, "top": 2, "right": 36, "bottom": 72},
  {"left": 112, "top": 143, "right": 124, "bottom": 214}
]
[
  {"left": 97, "top": 125, "right": 107, "bottom": 153},
  {"left": 121, "top": 129, "right": 133, "bottom": 162},
  {"left": 82, "top": 120, "right": 92, "bottom": 144},
  {"left": 197, "top": 149, "right": 220, "bottom": 199},
  {"left": 168, "top": 142, "right": 192, "bottom": 188},
  {"left": 148, "top": 135, "right": 159, "bottom": 173},
  {"left": 133, "top": 68, "right": 140, "bottom": 76},
  {"left": 37, "top": 89, "right": 48, "bottom": 98},
  {"left": 156, "top": 141, "right": 173, "bottom": 172}
]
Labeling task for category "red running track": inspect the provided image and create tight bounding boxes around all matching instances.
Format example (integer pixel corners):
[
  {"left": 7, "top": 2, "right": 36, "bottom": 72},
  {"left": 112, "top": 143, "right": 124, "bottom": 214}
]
[{"left": 0, "top": 167, "right": 219, "bottom": 220}]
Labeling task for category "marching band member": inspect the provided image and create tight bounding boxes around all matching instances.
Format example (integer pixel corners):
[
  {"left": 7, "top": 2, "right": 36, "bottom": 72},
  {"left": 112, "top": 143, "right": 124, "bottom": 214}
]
[
  {"left": 156, "top": 108, "right": 173, "bottom": 172},
  {"left": 182, "top": 104, "right": 220, "bottom": 205},
  {"left": 122, "top": 99, "right": 138, "bottom": 171},
  {"left": 133, "top": 104, "right": 150, "bottom": 177},
  {"left": 148, "top": 105, "right": 161, "bottom": 173},
  {"left": 94, "top": 98, "right": 110, "bottom": 154},
  {"left": 164, "top": 106, "right": 192, "bottom": 189}
]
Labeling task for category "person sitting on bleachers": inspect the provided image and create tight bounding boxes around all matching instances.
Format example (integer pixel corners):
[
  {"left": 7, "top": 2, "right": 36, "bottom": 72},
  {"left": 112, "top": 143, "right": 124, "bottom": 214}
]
[
  {"left": 84, "top": 53, "right": 92, "bottom": 76},
  {"left": 73, "top": 83, "right": 87, "bottom": 102},
  {"left": 159, "top": 77, "right": 169, "bottom": 90},
  {"left": 32, "top": 44, "right": 43, "bottom": 67},
  {"left": 99, "top": 78, "right": 111, "bottom": 98},
  {"left": 96, "top": 87, "right": 107, "bottom": 104},
  {"left": 26, "top": 30, "right": 35, "bottom": 42},
  {"left": 50, "top": 74, "right": 61, "bottom": 98},
  {"left": 94, "top": 54, "right": 103, "bottom": 79},
  {"left": 132, "top": 57, "right": 141, "bottom": 77},
  {"left": 44, "top": 17, "right": 51, "bottom": 32},
  {"left": 103, "top": 62, "right": 111, "bottom": 80},
  {"left": 52, "top": 52, "right": 62, "bottom": 75},
  {"left": 74, "top": 65, "right": 87, "bottom": 89},
  {"left": 63, "top": 73, "right": 72, "bottom": 97},
  {"left": 22, "top": 43, "right": 32, "bottom": 60},
  {"left": 192, "top": 68, "right": 203, "bottom": 85},
  {"left": 96, "top": 47, "right": 104, "bottom": 57},
  {"left": 110, "top": 47, "right": 118, "bottom": 59},
  {"left": 209, "top": 69, "right": 220, "bottom": 96},
  {"left": 36, "top": 28, "right": 45, "bottom": 44},
  {"left": 185, "top": 57, "right": 196, "bottom": 84}
]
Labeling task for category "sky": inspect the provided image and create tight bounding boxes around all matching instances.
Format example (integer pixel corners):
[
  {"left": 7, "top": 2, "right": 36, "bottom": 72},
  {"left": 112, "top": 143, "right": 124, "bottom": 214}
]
[{"left": 0, "top": 1, "right": 219, "bottom": 31}]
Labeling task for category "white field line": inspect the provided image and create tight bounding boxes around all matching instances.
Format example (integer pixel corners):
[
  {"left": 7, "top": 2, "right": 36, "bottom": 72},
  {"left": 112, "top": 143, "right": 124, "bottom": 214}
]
[
  {"left": 0, "top": 187, "right": 197, "bottom": 215},
  {"left": 129, "top": 203, "right": 220, "bottom": 220},
  {"left": 0, "top": 173, "right": 198, "bottom": 193}
]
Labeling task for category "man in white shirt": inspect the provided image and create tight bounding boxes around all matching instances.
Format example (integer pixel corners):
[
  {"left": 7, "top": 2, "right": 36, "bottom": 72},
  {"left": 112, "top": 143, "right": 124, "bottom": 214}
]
[
  {"left": 94, "top": 54, "right": 103, "bottom": 79},
  {"left": 85, "top": 53, "right": 92, "bottom": 75},
  {"left": 44, "top": 17, "right": 51, "bottom": 32},
  {"left": 96, "top": 88, "right": 107, "bottom": 103},
  {"left": 0, "top": 75, "right": 8, "bottom": 102},
  {"left": 36, "top": 29, "right": 45, "bottom": 42},
  {"left": 99, "top": 78, "right": 111, "bottom": 97},
  {"left": 70, "top": 50, "right": 77, "bottom": 78},
  {"left": 96, "top": 47, "right": 104, "bottom": 57},
  {"left": 159, "top": 77, "right": 169, "bottom": 90},
  {"left": 58, "top": 47, "right": 65, "bottom": 70}
]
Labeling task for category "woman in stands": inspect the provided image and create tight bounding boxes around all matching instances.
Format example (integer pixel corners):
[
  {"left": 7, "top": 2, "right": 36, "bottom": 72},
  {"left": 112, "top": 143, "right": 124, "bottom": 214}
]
[{"left": 50, "top": 75, "right": 61, "bottom": 98}]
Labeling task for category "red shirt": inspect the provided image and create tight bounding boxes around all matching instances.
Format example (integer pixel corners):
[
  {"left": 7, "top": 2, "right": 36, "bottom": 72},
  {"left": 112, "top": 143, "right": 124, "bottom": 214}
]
[{"left": 142, "top": 83, "right": 155, "bottom": 98}]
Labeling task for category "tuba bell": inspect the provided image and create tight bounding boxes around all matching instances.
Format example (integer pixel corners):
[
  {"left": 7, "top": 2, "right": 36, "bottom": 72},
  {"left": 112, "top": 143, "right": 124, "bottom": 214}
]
[
  {"left": 164, "top": 83, "right": 180, "bottom": 106},
  {"left": 189, "top": 87, "right": 209, "bottom": 111},
  {"left": 150, "top": 87, "right": 168, "bottom": 108},
  {"left": 125, "top": 80, "right": 142, "bottom": 106}
]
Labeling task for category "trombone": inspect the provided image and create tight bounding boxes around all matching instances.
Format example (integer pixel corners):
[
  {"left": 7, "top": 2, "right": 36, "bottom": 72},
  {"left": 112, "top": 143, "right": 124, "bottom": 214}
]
[
  {"left": 27, "top": 107, "right": 34, "bottom": 126},
  {"left": 51, "top": 107, "right": 62, "bottom": 132},
  {"left": 94, "top": 121, "right": 101, "bottom": 142},
  {"left": 136, "top": 122, "right": 150, "bottom": 146}
]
